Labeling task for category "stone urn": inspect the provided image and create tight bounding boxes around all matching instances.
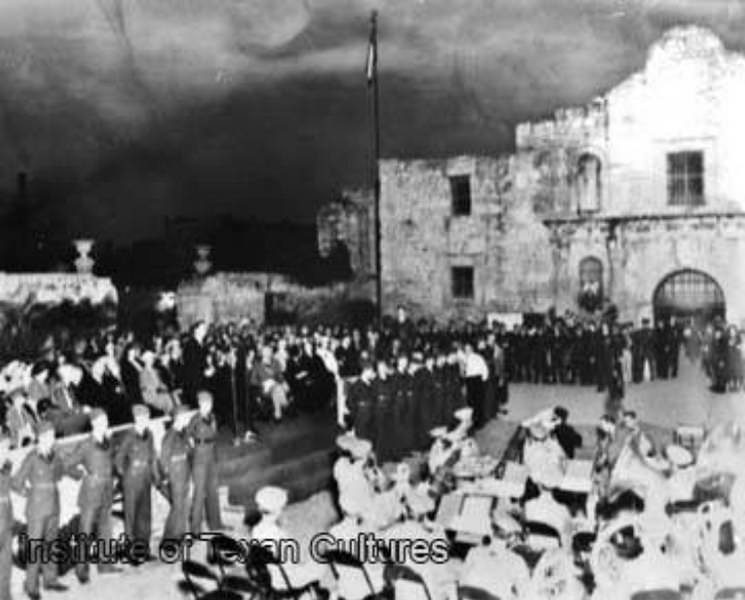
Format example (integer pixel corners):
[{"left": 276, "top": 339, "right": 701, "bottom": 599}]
[
  {"left": 73, "top": 239, "right": 95, "bottom": 274},
  {"left": 194, "top": 244, "right": 212, "bottom": 276}
]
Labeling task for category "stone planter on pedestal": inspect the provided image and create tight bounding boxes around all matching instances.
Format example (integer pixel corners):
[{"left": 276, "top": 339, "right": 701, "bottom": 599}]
[
  {"left": 194, "top": 244, "right": 213, "bottom": 276},
  {"left": 73, "top": 239, "right": 95, "bottom": 274}
]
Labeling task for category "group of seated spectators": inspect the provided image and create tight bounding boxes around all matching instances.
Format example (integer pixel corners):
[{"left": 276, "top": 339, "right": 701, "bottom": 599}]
[{"left": 0, "top": 305, "right": 733, "bottom": 450}]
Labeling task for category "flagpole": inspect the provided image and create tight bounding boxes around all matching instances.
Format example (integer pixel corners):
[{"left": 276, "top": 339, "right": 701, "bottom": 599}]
[{"left": 369, "top": 10, "right": 383, "bottom": 325}]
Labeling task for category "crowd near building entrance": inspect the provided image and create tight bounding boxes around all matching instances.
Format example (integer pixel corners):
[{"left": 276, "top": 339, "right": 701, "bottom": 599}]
[{"left": 653, "top": 268, "right": 725, "bottom": 327}]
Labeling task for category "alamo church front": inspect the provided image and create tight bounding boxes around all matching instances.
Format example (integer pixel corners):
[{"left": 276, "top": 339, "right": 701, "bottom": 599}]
[{"left": 317, "top": 26, "right": 745, "bottom": 326}]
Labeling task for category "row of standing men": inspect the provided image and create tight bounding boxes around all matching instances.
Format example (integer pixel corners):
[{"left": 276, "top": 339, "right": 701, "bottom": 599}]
[
  {"left": 344, "top": 350, "right": 507, "bottom": 464},
  {"left": 0, "top": 390, "right": 225, "bottom": 600}
]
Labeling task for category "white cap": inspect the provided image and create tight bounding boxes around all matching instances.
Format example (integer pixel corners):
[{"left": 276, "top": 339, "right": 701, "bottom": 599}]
[
  {"left": 665, "top": 444, "right": 693, "bottom": 467},
  {"left": 454, "top": 407, "right": 473, "bottom": 422},
  {"left": 336, "top": 434, "right": 372, "bottom": 459},
  {"left": 255, "top": 486, "right": 288, "bottom": 514},
  {"left": 529, "top": 423, "right": 549, "bottom": 440},
  {"left": 429, "top": 426, "right": 448, "bottom": 439}
]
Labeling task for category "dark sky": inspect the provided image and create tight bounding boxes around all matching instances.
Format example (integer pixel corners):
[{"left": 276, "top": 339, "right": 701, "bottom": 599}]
[{"left": 0, "top": 0, "right": 744, "bottom": 241}]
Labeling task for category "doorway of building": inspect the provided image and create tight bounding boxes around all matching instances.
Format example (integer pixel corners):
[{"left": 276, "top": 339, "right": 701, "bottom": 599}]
[{"left": 653, "top": 269, "right": 725, "bottom": 327}]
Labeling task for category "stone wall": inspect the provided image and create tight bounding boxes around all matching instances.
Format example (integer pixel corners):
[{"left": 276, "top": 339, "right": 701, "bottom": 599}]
[{"left": 374, "top": 26, "right": 745, "bottom": 324}]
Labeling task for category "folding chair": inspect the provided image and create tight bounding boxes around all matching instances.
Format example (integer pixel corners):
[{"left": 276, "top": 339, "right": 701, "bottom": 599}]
[
  {"left": 630, "top": 590, "right": 682, "bottom": 600},
  {"left": 180, "top": 559, "right": 221, "bottom": 600},
  {"left": 245, "top": 543, "right": 322, "bottom": 599},
  {"left": 321, "top": 549, "right": 386, "bottom": 599},
  {"left": 220, "top": 574, "right": 260, "bottom": 599},
  {"left": 384, "top": 564, "right": 432, "bottom": 600},
  {"left": 715, "top": 588, "right": 745, "bottom": 600},
  {"left": 457, "top": 585, "right": 502, "bottom": 600},
  {"left": 209, "top": 534, "right": 246, "bottom": 579}
]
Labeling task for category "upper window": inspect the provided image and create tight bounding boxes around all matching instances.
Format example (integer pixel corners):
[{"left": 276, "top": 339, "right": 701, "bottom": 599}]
[
  {"left": 451, "top": 266, "right": 474, "bottom": 299},
  {"left": 450, "top": 175, "right": 471, "bottom": 216},
  {"left": 576, "top": 154, "right": 602, "bottom": 212},
  {"left": 667, "top": 151, "right": 704, "bottom": 206}
]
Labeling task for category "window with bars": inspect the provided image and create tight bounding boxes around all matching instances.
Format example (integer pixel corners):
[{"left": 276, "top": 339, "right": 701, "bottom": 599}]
[
  {"left": 451, "top": 266, "right": 474, "bottom": 299},
  {"left": 450, "top": 175, "right": 472, "bottom": 216},
  {"left": 667, "top": 151, "right": 704, "bottom": 206}
]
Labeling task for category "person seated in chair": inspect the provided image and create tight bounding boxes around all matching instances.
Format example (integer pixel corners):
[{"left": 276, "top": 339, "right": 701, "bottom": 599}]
[
  {"left": 461, "top": 510, "right": 530, "bottom": 600},
  {"left": 250, "top": 486, "right": 327, "bottom": 592}
]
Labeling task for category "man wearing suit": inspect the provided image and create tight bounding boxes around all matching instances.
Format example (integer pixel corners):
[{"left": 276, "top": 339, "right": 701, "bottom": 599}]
[{"left": 182, "top": 321, "right": 209, "bottom": 408}]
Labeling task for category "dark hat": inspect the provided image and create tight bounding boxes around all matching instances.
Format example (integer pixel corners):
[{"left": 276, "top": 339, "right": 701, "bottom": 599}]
[{"left": 132, "top": 404, "right": 150, "bottom": 419}]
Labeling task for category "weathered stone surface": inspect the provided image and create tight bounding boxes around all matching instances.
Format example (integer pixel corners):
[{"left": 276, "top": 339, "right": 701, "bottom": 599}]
[{"left": 365, "top": 26, "right": 745, "bottom": 323}]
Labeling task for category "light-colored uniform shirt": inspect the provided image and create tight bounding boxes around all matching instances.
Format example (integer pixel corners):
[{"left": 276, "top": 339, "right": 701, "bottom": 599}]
[
  {"left": 461, "top": 541, "right": 530, "bottom": 600},
  {"left": 464, "top": 353, "right": 489, "bottom": 380}
]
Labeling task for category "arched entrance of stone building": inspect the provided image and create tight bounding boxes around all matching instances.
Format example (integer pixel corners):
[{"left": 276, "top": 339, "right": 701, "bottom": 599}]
[{"left": 653, "top": 269, "right": 725, "bottom": 327}]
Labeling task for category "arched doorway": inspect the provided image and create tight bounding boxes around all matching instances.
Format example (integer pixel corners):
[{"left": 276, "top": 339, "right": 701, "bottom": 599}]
[{"left": 653, "top": 269, "right": 725, "bottom": 326}]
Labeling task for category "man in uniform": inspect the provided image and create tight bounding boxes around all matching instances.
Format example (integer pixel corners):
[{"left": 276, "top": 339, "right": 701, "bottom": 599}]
[
  {"left": 158, "top": 405, "right": 193, "bottom": 543},
  {"left": 186, "top": 390, "right": 226, "bottom": 534},
  {"left": 0, "top": 431, "right": 13, "bottom": 600},
  {"left": 12, "top": 421, "right": 68, "bottom": 599},
  {"left": 372, "top": 358, "right": 394, "bottom": 463},
  {"left": 346, "top": 359, "right": 376, "bottom": 445},
  {"left": 411, "top": 351, "right": 432, "bottom": 451},
  {"left": 115, "top": 404, "right": 159, "bottom": 564},
  {"left": 66, "top": 408, "right": 122, "bottom": 583}
]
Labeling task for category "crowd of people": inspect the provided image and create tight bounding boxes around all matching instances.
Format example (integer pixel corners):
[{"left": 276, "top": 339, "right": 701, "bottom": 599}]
[
  {"left": 0, "top": 306, "right": 741, "bottom": 453},
  {"left": 0, "top": 304, "right": 742, "bottom": 599}
]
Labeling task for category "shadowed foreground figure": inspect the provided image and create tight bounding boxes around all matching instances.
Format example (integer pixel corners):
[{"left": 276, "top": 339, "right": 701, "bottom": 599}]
[
  {"left": 187, "top": 390, "right": 226, "bottom": 534},
  {"left": 115, "top": 404, "right": 159, "bottom": 563},
  {"left": 66, "top": 408, "right": 122, "bottom": 583},
  {"left": 158, "top": 404, "right": 193, "bottom": 542},
  {"left": 11, "top": 421, "right": 68, "bottom": 600}
]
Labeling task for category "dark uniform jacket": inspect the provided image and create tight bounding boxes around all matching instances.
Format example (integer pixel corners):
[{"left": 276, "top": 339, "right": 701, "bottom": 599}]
[{"left": 12, "top": 449, "right": 64, "bottom": 518}]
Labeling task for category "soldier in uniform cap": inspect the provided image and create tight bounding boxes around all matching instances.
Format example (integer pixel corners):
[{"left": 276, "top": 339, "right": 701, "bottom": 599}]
[
  {"left": 186, "top": 390, "right": 226, "bottom": 534},
  {"left": 115, "top": 404, "right": 159, "bottom": 564},
  {"left": 0, "top": 430, "right": 13, "bottom": 600},
  {"left": 66, "top": 408, "right": 122, "bottom": 583},
  {"left": 12, "top": 420, "right": 68, "bottom": 599},
  {"left": 346, "top": 359, "right": 376, "bottom": 445},
  {"left": 158, "top": 405, "right": 193, "bottom": 542}
]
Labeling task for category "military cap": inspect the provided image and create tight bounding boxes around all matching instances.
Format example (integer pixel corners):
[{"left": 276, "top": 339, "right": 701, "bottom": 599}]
[
  {"left": 37, "top": 420, "right": 55, "bottom": 436},
  {"left": 529, "top": 422, "right": 549, "bottom": 440},
  {"left": 89, "top": 408, "right": 107, "bottom": 423},
  {"left": 665, "top": 444, "right": 693, "bottom": 468},
  {"left": 429, "top": 426, "right": 448, "bottom": 439},
  {"left": 255, "top": 485, "right": 288, "bottom": 514},
  {"left": 454, "top": 407, "right": 473, "bottom": 423},
  {"left": 132, "top": 404, "right": 150, "bottom": 419}
]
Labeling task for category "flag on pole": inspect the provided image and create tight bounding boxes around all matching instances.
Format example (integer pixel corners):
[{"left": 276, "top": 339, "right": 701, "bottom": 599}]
[{"left": 366, "top": 11, "right": 377, "bottom": 86}]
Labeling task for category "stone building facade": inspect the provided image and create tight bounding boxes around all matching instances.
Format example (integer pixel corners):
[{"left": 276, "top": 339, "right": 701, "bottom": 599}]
[{"left": 375, "top": 26, "right": 745, "bottom": 325}]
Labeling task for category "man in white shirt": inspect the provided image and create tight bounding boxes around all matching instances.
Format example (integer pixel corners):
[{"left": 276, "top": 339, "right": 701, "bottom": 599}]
[{"left": 463, "top": 344, "right": 489, "bottom": 429}]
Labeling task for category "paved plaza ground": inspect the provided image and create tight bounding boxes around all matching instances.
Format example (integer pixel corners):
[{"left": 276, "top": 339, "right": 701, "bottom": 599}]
[
  {"left": 506, "top": 354, "right": 745, "bottom": 431},
  {"left": 11, "top": 354, "right": 741, "bottom": 600}
]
